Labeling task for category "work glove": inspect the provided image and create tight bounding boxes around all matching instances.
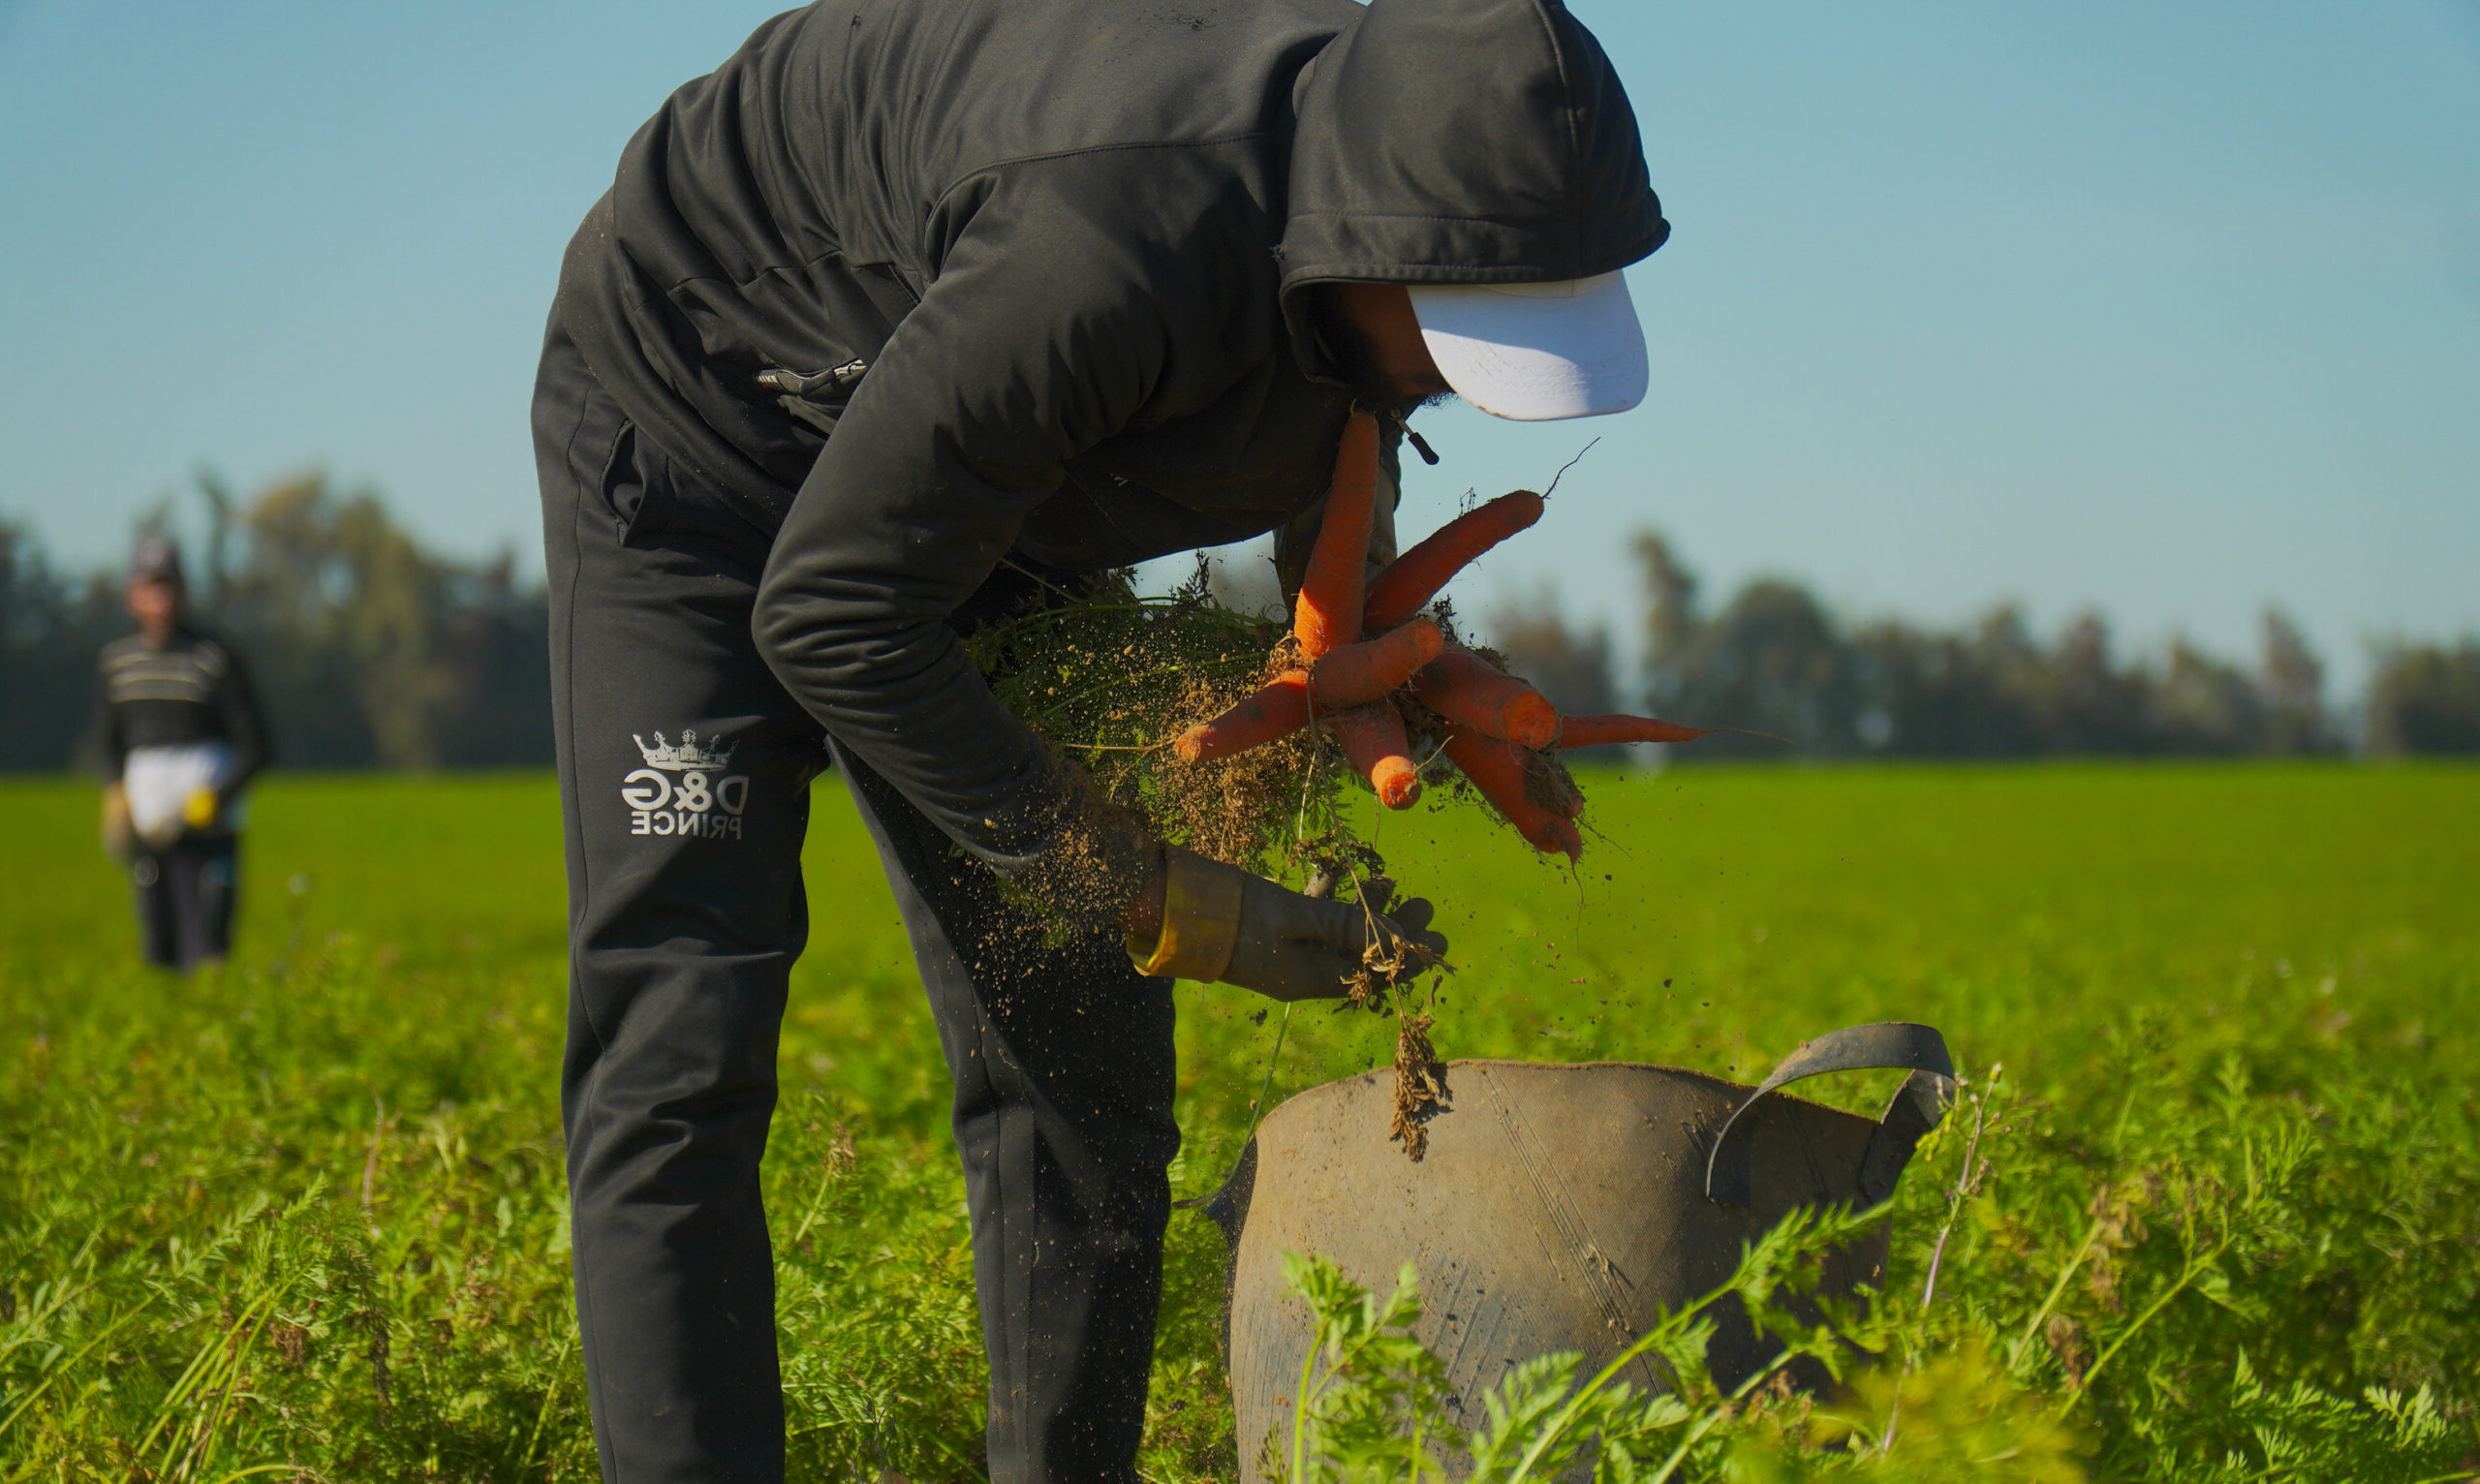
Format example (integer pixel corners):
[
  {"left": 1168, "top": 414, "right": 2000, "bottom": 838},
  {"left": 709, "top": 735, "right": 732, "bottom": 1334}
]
[
  {"left": 181, "top": 787, "right": 220, "bottom": 832},
  {"left": 1127, "top": 850, "right": 1447, "bottom": 1002}
]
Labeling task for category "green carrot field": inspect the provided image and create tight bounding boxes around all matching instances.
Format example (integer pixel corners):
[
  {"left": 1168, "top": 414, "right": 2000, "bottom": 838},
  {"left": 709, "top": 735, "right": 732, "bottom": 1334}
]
[{"left": 3, "top": 764, "right": 2476, "bottom": 1480}]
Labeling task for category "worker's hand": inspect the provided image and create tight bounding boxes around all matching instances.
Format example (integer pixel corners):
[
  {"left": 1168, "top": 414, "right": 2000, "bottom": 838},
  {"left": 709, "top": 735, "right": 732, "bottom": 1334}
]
[
  {"left": 181, "top": 787, "right": 220, "bottom": 832},
  {"left": 1227, "top": 875, "right": 1445, "bottom": 1002},
  {"left": 1125, "top": 850, "right": 1447, "bottom": 1002},
  {"left": 100, "top": 784, "right": 134, "bottom": 862}
]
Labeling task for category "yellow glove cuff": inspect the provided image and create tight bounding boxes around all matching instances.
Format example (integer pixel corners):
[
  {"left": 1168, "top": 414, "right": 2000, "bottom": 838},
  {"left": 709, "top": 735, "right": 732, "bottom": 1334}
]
[{"left": 1126, "top": 850, "right": 1244, "bottom": 982}]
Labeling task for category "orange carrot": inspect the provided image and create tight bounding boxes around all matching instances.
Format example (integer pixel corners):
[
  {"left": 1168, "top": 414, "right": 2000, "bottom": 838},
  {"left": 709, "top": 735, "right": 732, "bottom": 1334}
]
[
  {"left": 1444, "top": 731, "right": 1581, "bottom": 859},
  {"left": 1175, "top": 671, "right": 1310, "bottom": 762},
  {"left": 1307, "top": 618, "right": 1442, "bottom": 709},
  {"left": 1363, "top": 489, "right": 1544, "bottom": 632},
  {"left": 1412, "top": 648, "right": 1561, "bottom": 750},
  {"left": 1331, "top": 702, "right": 1422, "bottom": 810},
  {"left": 1555, "top": 714, "right": 1711, "bottom": 748},
  {"left": 1291, "top": 411, "right": 1381, "bottom": 659}
]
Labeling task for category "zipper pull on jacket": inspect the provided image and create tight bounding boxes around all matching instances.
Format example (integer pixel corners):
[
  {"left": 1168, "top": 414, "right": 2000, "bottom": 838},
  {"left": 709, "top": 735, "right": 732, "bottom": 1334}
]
[{"left": 756, "top": 358, "right": 869, "bottom": 398}]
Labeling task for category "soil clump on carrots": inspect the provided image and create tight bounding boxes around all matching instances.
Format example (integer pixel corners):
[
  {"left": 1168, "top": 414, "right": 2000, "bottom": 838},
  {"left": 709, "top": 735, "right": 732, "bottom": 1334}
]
[
  {"left": 967, "top": 559, "right": 1338, "bottom": 876},
  {"left": 970, "top": 558, "right": 1463, "bottom": 1156}
]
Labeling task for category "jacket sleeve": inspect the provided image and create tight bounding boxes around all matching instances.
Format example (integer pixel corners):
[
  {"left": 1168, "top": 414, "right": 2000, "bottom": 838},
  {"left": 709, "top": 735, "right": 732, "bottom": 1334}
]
[
  {"left": 212, "top": 642, "right": 271, "bottom": 796},
  {"left": 752, "top": 163, "right": 1239, "bottom": 920},
  {"left": 93, "top": 656, "right": 124, "bottom": 784}
]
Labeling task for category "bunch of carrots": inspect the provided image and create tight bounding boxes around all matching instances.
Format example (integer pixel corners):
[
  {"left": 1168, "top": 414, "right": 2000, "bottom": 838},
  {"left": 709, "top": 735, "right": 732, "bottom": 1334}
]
[{"left": 1171, "top": 412, "right": 1708, "bottom": 861}]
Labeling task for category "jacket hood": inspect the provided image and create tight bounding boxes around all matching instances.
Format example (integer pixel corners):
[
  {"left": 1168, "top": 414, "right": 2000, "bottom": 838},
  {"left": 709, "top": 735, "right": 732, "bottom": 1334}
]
[{"left": 1278, "top": 0, "right": 1668, "bottom": 375}]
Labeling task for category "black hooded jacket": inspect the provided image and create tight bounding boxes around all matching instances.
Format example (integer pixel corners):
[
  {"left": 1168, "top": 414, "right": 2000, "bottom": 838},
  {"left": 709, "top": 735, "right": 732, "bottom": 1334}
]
[{"left": 556, "top": 0, "right": 1665, "bottom": 900}]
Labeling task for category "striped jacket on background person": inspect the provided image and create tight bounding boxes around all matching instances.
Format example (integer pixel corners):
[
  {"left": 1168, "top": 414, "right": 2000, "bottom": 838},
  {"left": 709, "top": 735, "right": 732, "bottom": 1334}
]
[{"left": 94, "top": 630, "right": 269, "bottom": 840}]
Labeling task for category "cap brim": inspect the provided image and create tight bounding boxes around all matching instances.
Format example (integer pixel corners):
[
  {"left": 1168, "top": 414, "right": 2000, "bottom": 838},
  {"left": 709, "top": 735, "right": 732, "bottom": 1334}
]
[{"left": 1408, "top": 272, "right": 1648, "bottom": 421}]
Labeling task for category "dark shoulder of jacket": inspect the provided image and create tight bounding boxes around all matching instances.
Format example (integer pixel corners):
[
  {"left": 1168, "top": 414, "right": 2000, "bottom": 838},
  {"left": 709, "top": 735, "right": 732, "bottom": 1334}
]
[
  {"left": 911, "top": 0, "right": 1345, "bottom": 223},
  {"left": 182, "top": 632, "right": 233, "bottom": 679},
  {"left": 942, "top": 142, "right": 1290, "bottom": 366}
]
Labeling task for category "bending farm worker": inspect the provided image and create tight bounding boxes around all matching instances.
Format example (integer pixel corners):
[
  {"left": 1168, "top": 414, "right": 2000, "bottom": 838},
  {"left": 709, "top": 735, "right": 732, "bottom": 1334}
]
[{"left": 534, "top": 0, "right": 1666, "bottom": 1477}]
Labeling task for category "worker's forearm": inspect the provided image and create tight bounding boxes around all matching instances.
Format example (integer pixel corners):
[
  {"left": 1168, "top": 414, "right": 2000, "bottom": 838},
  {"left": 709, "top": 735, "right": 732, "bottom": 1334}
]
[
  {"left": 752, "top": 554, "right": 1159, "bottom": 926},
  {"left": 742, "top": 216, "right": 1197, "bottom": 922}
]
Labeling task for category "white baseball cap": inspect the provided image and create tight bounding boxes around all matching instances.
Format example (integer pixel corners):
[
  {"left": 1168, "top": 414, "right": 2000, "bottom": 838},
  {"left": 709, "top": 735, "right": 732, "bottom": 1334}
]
[{"left": 1407, "top": 271, "right": 1649, "bottom": 421}]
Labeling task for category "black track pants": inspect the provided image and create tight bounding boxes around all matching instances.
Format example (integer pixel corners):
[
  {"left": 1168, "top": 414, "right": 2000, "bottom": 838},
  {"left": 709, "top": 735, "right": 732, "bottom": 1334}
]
[
  {"left": 536, "top": 321, "right": 1178, "bottom": 1484},
  {"left": 132, "top": 835, "right": 236, "bottom": 971}
]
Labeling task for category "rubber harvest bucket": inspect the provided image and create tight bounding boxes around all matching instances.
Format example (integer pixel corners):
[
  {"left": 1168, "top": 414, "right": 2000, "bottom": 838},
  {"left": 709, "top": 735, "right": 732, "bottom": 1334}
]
[{"left": 1195, "top": 1022, "right": 1956, "bottom": 1479}]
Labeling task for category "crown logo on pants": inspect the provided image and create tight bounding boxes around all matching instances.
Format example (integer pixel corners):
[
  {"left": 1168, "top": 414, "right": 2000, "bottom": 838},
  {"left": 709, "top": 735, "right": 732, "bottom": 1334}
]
[{"left": 633, "top": 729, "right": 735, "bottom": 772}]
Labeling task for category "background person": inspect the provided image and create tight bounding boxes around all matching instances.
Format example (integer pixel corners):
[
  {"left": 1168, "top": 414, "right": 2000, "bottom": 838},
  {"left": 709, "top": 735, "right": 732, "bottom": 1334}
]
[{"left": 94, "top": 536, "right": 269, "bottom": 972}]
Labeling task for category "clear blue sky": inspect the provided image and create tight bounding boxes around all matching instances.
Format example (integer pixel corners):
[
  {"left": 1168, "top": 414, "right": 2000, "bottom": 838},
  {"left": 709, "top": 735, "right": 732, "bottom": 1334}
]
[{"left": 3, "top": 1, "right": 2474, "bottom": 696}]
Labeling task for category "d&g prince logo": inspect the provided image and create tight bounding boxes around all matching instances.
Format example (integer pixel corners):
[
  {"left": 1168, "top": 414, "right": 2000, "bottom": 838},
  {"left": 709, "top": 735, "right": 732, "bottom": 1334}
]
[{"left": 624, "top": 730, "right": 751, "bottom": 840}]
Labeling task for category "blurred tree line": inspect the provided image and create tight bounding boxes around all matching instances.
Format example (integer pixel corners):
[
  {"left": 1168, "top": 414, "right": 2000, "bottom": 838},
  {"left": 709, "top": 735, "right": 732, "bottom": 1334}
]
[
  {"left": 1491, "top": 531, "right": 2480, "bottom": 759},
  {"left": 1, "top": 473, "right": 551, "bottom": 770},
  {"left": 8, "top": 496, "right": 2475, "bottom": 770}
]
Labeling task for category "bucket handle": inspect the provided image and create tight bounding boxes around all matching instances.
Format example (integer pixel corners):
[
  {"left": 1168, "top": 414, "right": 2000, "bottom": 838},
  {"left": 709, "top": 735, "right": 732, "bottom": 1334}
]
[{"left": 1705, "top": 1022, "right": 1956, "bottom": 1208}]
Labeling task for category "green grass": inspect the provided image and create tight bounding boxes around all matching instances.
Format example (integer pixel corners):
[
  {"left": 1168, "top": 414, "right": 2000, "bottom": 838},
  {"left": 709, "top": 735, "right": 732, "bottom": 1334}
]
[{"left": 2, "top": 763, "right": 2476, "bottom": 1480}]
